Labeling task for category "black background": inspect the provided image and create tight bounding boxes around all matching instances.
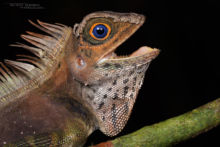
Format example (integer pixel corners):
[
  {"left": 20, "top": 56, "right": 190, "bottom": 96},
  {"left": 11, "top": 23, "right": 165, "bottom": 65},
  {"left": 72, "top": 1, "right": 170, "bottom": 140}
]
[{"left": 0, "top": 0, "right": 219, "bottom": 146}]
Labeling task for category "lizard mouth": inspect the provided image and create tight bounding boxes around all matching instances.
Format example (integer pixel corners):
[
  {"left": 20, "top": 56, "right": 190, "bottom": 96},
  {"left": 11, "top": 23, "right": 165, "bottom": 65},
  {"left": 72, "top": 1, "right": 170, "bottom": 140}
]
[{"left": 97, "top": 46, "right": 160, "bottom": 66}]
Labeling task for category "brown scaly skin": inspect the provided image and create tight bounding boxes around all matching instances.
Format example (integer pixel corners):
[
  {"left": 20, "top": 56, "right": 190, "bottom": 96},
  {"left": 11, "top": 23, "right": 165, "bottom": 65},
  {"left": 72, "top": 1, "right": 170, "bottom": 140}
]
[{"left": 0, "top": 11, "right": 159, "bottom": 146}]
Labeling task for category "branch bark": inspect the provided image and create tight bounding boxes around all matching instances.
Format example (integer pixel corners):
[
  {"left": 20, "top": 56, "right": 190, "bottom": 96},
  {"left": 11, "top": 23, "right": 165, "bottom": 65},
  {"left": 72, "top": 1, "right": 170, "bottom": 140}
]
[{"left": 92, "top": 98, "right": 220, "bottom": 147}]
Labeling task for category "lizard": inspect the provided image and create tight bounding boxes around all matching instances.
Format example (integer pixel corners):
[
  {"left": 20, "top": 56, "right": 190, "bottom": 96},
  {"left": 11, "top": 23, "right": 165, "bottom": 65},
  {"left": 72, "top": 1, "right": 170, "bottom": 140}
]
[{"left": 0, "top": 11, "right": 159, "bottom": 146}]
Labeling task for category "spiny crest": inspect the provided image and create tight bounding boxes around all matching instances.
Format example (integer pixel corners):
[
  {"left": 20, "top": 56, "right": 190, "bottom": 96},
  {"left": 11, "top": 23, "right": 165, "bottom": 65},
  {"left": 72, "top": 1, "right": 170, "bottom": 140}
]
[{"left": 0, "top": 20, "right": 72, "bottom": 109}]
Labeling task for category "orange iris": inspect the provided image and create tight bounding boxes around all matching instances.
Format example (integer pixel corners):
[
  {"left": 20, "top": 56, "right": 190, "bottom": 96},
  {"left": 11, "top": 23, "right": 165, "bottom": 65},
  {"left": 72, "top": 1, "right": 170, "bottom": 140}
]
[{"left": 89, "top": 23, "right": 111, "bottom": 40}]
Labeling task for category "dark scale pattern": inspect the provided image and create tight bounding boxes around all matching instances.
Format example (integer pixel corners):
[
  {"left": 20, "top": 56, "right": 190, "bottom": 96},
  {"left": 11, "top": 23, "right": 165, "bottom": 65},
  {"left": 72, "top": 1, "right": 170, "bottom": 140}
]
[
  {"left": 112, "top": 79, "right": 117, "bottom": 85},
  {"left": 84, "top": 63, "right": 149, "bottom": 106},
  {"left": 123, "top": 78, "right": 129, "bottom": 84},
  {"left": 114, "top": 63, "right": 122, "bottom": 69},
  {"left": 124, "top": 102, "right": 129, "bottom": 113},
  {"left": 132, "top": 86, "right": 135, "bottom": 92},
  {"left": 123, "top": 86, "right": 129, "bottom": 97},
  {"left": 102, "top": 63, "right": 111, "bottom": 68},
  {"left": 129, "top": 70, "right": 135, "bottom": 76},
  {"left": 98, "top": 102, "right": 104, "bottom": 109},
  {"left": 113, "top": 93, "right": 118, "bottom": 100},
  {"left": 133, "top": 77, "right": 137, "bottom": 86},
  {"left": 111, "top": 104, "right": 117, "bottom": 129},
  {"left": 103, "top": 94, "right": 107, "bottom": 99},
  {"left": 83, "top": 62, "right": 150, "bottom": 136},
  {"left": 129, "top": 93, "right": 134, "bottom": 99}
]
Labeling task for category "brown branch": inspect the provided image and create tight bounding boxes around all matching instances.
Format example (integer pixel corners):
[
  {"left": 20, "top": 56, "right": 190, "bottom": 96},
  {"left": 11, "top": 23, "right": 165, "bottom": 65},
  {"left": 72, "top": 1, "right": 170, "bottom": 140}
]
[{"left": 92, "top": 98, "right": 220, "bottom": 147}]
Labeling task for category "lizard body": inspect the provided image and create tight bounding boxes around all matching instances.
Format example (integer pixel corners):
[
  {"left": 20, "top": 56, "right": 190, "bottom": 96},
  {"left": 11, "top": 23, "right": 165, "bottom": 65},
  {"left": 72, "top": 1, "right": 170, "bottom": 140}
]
[{"left": 0, "top": 11, "right": 159, "bottom": 146}]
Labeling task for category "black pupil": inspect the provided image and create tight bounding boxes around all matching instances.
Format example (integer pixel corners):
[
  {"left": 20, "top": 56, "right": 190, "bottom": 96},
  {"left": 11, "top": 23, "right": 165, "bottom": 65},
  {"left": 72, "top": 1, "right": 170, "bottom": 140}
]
[{"left": 96, "top": 27, "right": 104, "bottom": 34}]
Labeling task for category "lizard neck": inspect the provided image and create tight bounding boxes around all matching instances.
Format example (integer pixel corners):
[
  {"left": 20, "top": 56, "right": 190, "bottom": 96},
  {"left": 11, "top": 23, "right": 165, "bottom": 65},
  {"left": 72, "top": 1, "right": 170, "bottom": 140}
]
[{"left": 29, "top": 35, "right": 99, "bottom": 135}]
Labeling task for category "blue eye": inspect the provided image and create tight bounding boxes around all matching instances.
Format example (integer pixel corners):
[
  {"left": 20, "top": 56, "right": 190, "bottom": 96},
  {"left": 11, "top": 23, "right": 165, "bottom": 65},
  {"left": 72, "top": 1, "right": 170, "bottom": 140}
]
[
  {"left": 92, "top": 24, "right": 108, "bottom": 38},
  {"left": 90, "top": 23, "right": 111, "bottom": 40}
]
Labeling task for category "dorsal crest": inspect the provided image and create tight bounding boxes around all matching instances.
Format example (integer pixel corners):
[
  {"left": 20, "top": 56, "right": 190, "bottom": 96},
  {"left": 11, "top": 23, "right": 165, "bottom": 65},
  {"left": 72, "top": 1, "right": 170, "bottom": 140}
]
[{"left": 0, "top": 20, "right": 72, "bottom": 109}]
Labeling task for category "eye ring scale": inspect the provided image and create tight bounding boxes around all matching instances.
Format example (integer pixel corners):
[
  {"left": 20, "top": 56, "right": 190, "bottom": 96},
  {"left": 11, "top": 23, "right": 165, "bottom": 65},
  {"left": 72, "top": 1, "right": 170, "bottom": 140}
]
[{"left": 89, "top": 23, "right": 111, "bottom": 40}]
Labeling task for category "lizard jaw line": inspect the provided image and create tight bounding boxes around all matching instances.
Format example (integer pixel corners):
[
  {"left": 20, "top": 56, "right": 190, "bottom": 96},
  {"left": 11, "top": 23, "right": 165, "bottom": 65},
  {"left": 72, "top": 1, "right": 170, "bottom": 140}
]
[{"left": 97, "top": 46, "right": 160, "bottom": 64}]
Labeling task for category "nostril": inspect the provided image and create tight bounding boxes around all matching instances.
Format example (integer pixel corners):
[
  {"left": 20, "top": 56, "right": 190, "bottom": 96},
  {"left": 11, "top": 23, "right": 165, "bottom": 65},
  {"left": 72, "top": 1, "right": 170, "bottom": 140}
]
[{"left": 76, "top": 56, "right": 86, "bottom": 68}]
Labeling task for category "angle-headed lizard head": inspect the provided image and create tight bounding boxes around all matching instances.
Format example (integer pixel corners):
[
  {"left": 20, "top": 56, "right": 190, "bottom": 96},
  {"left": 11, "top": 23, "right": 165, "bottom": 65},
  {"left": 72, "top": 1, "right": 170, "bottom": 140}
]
[{"left": 67, "top": 11, "right": 160, "bottom": 136}]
